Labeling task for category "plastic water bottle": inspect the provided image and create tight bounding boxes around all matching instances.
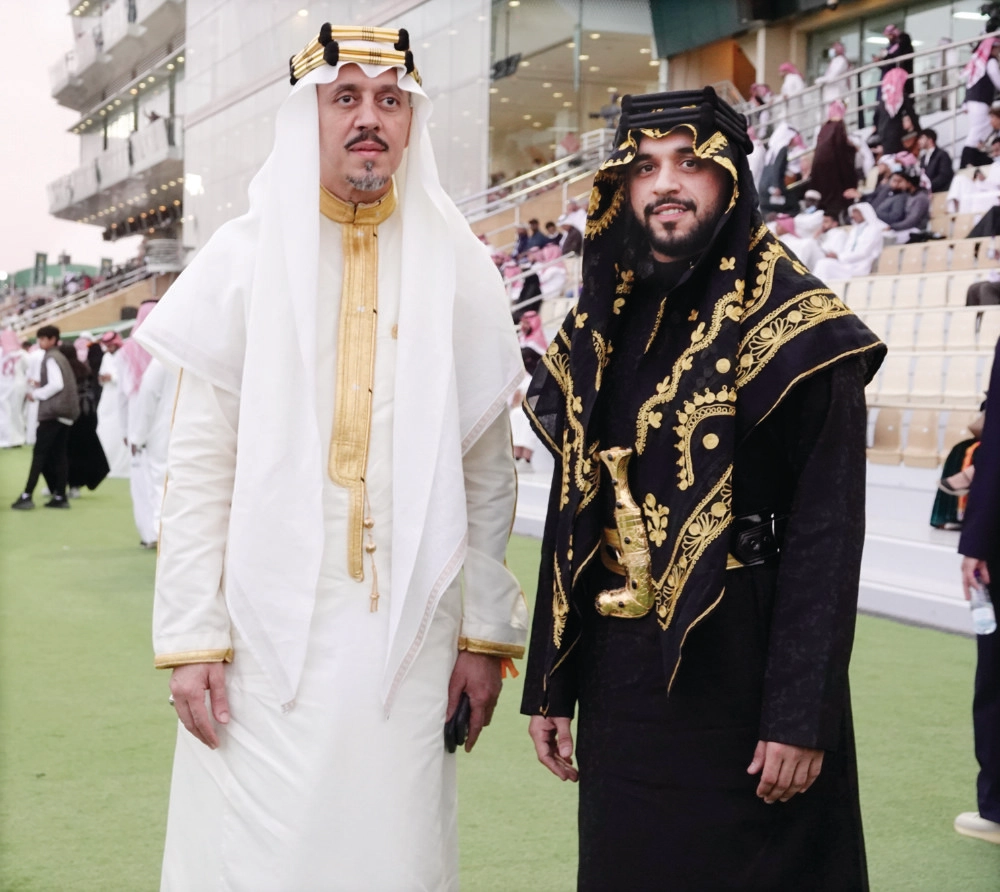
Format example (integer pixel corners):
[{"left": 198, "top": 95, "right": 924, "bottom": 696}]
[{"left": 970, "top": 581, "right": 997, "bottom": 636}]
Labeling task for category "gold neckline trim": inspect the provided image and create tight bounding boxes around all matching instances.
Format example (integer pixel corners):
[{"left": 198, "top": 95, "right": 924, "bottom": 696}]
[{"left": 320, "top": 182, "right": 397, "bottom": 225}]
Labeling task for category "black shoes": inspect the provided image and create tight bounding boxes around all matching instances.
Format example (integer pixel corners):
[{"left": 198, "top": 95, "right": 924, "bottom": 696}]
[
  {"left": 44, "top": 497, "right": 70, "bottom": 509},
  {"left": 10, "top": 494, "right": 34, "bottom": 510}
]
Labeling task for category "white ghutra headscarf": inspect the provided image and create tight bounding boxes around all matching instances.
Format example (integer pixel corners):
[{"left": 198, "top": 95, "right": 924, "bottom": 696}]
[{"left": 136, "top": 38, "right": 523, "bottom": 710}]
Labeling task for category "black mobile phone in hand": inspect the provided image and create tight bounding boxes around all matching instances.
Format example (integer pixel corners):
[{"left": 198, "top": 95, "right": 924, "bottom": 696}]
[{"left": 444, "top": 693, "right": 471, "bottom": 753}]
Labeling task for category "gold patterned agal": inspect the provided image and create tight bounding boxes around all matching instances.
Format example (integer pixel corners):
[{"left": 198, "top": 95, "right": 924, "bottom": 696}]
[{"left": 596, "top": 447, "right": 656, "bottom": 618}]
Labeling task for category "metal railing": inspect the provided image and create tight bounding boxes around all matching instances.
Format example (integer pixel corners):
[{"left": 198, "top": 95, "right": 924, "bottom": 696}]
[
  {"left": 744, "top": 32, "right": 998, "bottom": 174},
  {"left": 7, "top": 266, "right": 156, "bottom": 333},
  {"left": 456, "top": 128, "right": 614, "bottom": 224}
]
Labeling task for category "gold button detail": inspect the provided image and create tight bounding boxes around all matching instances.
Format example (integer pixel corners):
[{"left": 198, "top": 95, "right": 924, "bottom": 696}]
[
  {"left": 715, "top": 358, "right": 731, "bottom": 374},
  {"left": 365, "top": 542, "right": 377, "bottom": 554},
  {"left": 702, "top": 433, "right": 720, "bottom": 450}
]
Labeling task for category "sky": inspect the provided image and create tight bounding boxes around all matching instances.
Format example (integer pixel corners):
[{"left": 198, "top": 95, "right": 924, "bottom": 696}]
[{"left": 0, "top": 2, "right": 139, "bottom": 278}]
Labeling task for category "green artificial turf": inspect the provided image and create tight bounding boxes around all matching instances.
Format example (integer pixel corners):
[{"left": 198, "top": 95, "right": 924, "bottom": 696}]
[{"left": 1, "top": 445, "right": 998, "bottom": 890}]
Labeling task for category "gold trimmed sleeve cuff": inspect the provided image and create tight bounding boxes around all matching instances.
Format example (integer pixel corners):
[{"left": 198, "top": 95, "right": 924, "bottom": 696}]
[
  {"left": 458, "top": 637, "right": 525, "bottom": 659},
  {"left": 155, "top": 649, "right": 234, "bottom": 669}
]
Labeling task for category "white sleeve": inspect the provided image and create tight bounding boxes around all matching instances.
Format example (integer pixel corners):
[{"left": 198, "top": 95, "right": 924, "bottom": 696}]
[
  {"left": 129, "top": 359, "right": 165, "bottom": 447},
  {"left": 33, "top": 357, "right": 64, "bottom": 401},
  {"left": 458, "top": 410, "right": 528, "bottom": 658},
  {"left": 152, "top": 369, "right": 239, "bottom": 667}
]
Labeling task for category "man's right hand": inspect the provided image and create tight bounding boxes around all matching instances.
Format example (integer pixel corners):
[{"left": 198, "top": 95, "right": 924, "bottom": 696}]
[
  {"left": 961, "top": 556, "right": 990, "bottom": 601},
  {"left": 528, "top": 715, "right": 578, "bottom": 782},
  {"left": 170, "top": 662, "right": 230, "bottom": 749}
]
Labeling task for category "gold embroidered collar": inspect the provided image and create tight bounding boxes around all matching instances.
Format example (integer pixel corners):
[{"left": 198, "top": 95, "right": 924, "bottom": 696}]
[
  {"left": 320, "top": 180, "right": 397, "bottom": 610},
  {"left": 320, "top": 182, "right": 397, "bottom": 225}
]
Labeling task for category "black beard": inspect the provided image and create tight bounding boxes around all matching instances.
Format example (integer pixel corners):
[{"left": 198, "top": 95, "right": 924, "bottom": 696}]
[{"left": 640, "top": 198, "right": 722, "bottom": 261}]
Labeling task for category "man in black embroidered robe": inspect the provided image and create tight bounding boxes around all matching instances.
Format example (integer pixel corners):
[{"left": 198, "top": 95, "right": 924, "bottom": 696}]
[{"left": 521, "top": 88, "right": 886, "bottom": 891}]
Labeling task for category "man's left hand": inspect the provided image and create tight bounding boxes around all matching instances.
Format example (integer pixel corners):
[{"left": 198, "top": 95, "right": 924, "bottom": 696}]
[
  {"left": 447, "top": 651, "right": 502, "bottom": 752},
  {"left": 747, "top": 740, "right": 824, "bottom": 804}
]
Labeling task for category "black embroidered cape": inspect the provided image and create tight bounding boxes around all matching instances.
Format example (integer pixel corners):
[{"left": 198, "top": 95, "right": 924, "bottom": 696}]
[{"left": 522, "top": 88, "right": 886, "bottom": 714}]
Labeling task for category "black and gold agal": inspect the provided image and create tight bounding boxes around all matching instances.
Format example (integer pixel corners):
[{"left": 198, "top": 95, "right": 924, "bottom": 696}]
[{"left": 523, "top": 87, "right": 885, "bottom": 703}]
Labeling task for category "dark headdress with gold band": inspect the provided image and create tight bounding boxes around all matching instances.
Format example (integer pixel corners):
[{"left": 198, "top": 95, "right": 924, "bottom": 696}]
[
  {"left": 289, "top": 23, "right": 421, "bottom": 86},
  {"left": 523, "top": 87, "right": 885, "bottom": 710}
]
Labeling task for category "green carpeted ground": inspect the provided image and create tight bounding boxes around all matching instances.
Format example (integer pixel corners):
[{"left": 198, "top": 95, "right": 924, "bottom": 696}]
[{"left": 0, "top": 446, "right": 998, "bottom": 890}]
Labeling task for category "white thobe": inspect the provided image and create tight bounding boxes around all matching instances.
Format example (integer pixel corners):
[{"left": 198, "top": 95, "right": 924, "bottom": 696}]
[
  {"left": 158, "top": 209, "right": 518, "bottom": 891},
  {"left": 96, "top": 351, "right": 130, "bottom": 477},
  {"left": 813, "top": 222, "right": 885, "bottom": 280},
  {"left": 0, "top": 350, "right": 27, "bottom": 448},
  {"left": 24, "top": 350, "right": 42, "bottom": 445},
  {"left": 119, "top": 357, "right": 157, "bottom": 544},
  {"left": 129, "top": 357, "right": 176, "bottom": 542},
  {"left": 818, "top": 54, "right": 850, "bottom": 105},
  {"left": 779, "top": 234, "right": 824, "bottom": 271}
]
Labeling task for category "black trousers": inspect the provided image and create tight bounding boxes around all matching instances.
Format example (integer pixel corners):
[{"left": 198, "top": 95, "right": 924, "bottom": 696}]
[
  {"left": 975, "top": 560, "right": 1000, "bottom": 822},
  {"left": 24, "top": 419, "right": 70, "bottom": 498},
  {"left": 966, "top": 281, "right": 1000, "bottom": 307}
]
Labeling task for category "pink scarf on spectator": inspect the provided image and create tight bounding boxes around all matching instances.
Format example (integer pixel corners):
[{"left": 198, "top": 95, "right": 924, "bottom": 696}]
[
  {"left": 881, "top": 68, "right": 908, "bottom": 118},
  {"left": 121, "top": 301, "right": 156, "bottom": 395},
  {"left": 964, "top": 37, "right": 996, "bottom": 89},
  {"left": 1, "top": 328, "right": 20, "bottom": 356}
]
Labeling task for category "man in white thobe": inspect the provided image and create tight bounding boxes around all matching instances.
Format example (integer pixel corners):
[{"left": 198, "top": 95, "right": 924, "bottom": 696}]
[
  {"left": 119, "top": 301, "right": 159, "bottom": 546},
  {"left": 127, "top": 356, "right": 175, "bottom": 540},
  {"left": 135, "top": 24, "right": 527, "bottom": 892},
  {"left": 96, "top": 331, "right": 130, "bottom": 478},
  {"left": 0, "top": 329, "right": 28, "bottom": 448}
]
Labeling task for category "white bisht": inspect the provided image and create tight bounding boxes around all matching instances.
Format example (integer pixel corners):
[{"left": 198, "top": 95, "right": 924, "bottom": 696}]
[{"left": 136, "top": 52, "right": 525, "bottom": 711}]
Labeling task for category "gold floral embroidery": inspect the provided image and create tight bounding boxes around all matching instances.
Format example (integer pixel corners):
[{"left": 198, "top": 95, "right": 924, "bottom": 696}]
[
  {"left": 635, "top": 279, "right": 745, "bottom": 454},
  {"left": 592, "top": 331, "right": 613, "bottom": 391},
  {"left": 552, "top": 559, "right": 569, "bottom": 647},
  {"left": 720, "top": 256, "right": 735, "bottom": 271},
  {"left": 688, "top": 309, "right": 698, "bottom": 322},
  {"left": 643, "top": 494, "right": 669, "bottom": 546},
  {"left": 616, "top": 268, "right": 635, "bottom": 295},
  {"left": 737, "top": 291, "right": 849, "bottom": 389},
  {"left": 585, "top": 176, "right": 625, "bottom": 237},
  {"left": 749, "top": 222, "right": 769, "bottom": 251},
  {"left": 673, "top": 387, "right": 738, "bottom": 490},
  {"left": 574, "top": 312, "right": 589, "bottom": 329},
  {"left": 744, "top": 240, "right": 784, "bottom": 319},
  {"left": 654, "top": 469, "right": 733, "bottom": 629},
  {"left": 613, "top": 297, "right": 626, "bottom": 314}
]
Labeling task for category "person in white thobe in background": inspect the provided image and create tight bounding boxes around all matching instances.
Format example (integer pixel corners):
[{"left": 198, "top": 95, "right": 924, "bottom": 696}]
[
  {"left": 96, "top": 331, "right": 130, "bottom": 478},
  {"left": 813, "top": 202, "right": 887, "bottom": 280},
  {"left": 817, "top": 42, "right": 850, "bottom": 106},
  {"left": 776, "top": 213, "right": 824, "bottom": 271},
  {"left": 135, "top": 24, "right": 527, "bottom": 892},
  {"left": 0, "top": 329, "right": 28, "bottom": 448},
  {"left": 778, "top": 61, "right": 805, "bottom": 126},
  {"left": 127, "top": 356, "right": 175, "bottom": 542},
  {"left": 118, "top": 301, "right": 158, "bottom": 547},
  {"left": 23, "top": 343, "right": 43, "bottom": 446}
]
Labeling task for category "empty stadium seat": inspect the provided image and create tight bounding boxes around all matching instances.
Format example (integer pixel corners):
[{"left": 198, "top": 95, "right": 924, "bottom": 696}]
[
  {"left": 915, "top": 310, "right": 947, "bottom": 350},
  {"left": 886, "top": 311, "right": 917, "bottom": 350},
  {"left": 909, "top": 355, "right": 944, "bottom": 404},
  {"left": 868, "top": 278, "right": 895, "bottom": 309},
  {"left": 946, "top": 310, "right": 978, "bottom": 350},
  {"left": 900, "top": 244, "right": 925, "bottom": 275},
  {"left": 876, "top": 245, "right": 903, "bottom": 275},
  {"left": 951, "top": 239, "right": 981, "bottom": 270},
  {"left": 943, "top": 355, "right": 982, "bottom": 407},
  {"left": 978, "top": 308, "right": 1000, "bottom": 350},
  {"left": 946, "top": 271, "right": 980, "bottom": 306},
  {"left": 877, "top": 354, "right": 913, "bottom": 403},
  {"left": 861, "top": 311, "right": 889, "bottom": 340},
  {"left": 950, "top": 213, "right": 978, "bottom": 239},
  {"left": 902, "top": 410, "right": 941, "bottom": 468},
  {"left": 924, "top": 241, "right": 950, "bottom": 273},
  {"left": 868, "top": 408, "right": 903, "bottom": 464},
  {"left": 898, "top": 277, "right": 926, "bottom": 309}
]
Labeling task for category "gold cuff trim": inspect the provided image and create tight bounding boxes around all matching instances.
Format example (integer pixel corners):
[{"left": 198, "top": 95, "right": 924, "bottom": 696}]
[
  {"left": 154, "top": 649, "right": 233, "bottom": 669},
  {"left": 458, "top": 637, "right": 525, "bottom": 659}
]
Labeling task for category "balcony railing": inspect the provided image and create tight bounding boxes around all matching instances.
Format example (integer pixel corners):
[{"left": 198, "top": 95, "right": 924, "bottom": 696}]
[{"left": 47, "top": 116, "right": 182, "bottom": 213}]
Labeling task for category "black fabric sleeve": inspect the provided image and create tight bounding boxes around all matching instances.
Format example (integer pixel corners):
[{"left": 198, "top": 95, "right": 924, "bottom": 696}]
[{"left": 758, "top": 359, "right": 868, "bottom": 751}]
